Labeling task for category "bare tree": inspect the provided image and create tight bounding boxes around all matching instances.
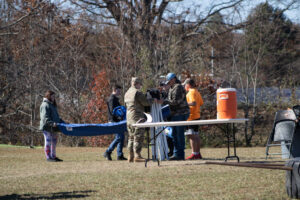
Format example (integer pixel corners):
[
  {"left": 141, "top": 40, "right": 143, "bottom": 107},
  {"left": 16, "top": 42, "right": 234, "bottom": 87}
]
[
  {"left": 68, "top": 0, "right": 247, "bottom": 77},
  {"left": 226, "top": 2, "right": 299, "bottom": 146}
]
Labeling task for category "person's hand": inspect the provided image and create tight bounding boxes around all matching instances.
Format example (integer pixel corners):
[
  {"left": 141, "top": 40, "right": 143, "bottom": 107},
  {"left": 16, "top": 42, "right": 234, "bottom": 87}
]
[{"left": 53, "top": 123, "right": 57, "bottom": 127}]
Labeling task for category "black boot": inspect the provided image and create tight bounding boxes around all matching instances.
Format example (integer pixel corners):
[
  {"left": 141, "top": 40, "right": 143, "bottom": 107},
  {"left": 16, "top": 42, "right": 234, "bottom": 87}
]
[
  {"left": 117, "top": 155, "right": 127, "bottom": 161},
  {"left": 54, "top": 157, "right": 63, "bottom": 162},
  {"left": 103, "top": 151, "right": 112, "bottom": 161}
]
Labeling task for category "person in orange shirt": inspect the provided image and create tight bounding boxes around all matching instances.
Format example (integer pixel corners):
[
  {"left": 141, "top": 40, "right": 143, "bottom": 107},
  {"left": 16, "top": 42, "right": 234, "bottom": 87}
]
[{"left": 183, "top": 78, "right": 204, "bottom": 160}]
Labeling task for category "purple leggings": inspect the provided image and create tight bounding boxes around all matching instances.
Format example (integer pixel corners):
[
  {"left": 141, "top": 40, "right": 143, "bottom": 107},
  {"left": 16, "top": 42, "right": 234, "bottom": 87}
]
[{"left": 43, "top": 131, "right": 57, "bottom": 159}]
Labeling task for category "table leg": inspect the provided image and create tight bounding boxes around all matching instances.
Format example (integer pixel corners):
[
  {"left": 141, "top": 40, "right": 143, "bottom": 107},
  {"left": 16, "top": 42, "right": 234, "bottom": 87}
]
[
  {"left": 145, "top": 127, "right": 161, "bottom": 167},
  {"left": 225, "top": 123, "right": 239, "bottom": 162},
  {"left": 145, "top": 128, "right": 150, "bottom": 167}
]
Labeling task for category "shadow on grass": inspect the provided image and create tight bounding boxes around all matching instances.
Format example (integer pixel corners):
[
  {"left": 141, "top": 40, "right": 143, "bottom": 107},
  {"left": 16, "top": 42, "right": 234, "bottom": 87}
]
[
  {"left": 201, "top": 157, "right": 226, "bottom": 161},
  {"left": 160, "top": 157, "right": 287, "bottom": 168},
  {"left": 0, "top": 190, "right": 96, "bottom": 200},
  {"left": 244, "top": 160, "right": 286, "bottom": 164},
  {"left": 239, "top": 156, "right": 288, "bottom": 161},
  {"left": 159, "top": 158, "right": 224, "bottom": 167}
]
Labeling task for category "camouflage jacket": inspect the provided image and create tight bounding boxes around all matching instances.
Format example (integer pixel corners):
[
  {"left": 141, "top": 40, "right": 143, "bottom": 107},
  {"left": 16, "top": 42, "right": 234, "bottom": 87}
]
[
  {"left": 124, "top": 86, "right": 153, "bottom": 125},
  {"left": 165, "top": 82, "right": 190, "bottom": 117}
]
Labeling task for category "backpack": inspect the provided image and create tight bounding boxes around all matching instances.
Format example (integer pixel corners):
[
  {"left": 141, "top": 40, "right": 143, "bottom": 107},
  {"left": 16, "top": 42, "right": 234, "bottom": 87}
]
[{"left": 112, "top": 106, "right": 127, "bottom": 121}]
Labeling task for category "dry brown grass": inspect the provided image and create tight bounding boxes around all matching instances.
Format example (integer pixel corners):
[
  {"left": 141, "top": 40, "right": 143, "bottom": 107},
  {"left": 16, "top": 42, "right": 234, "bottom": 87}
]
[{"left": 0, "top": 145, "right": 289, "bottom": 200}]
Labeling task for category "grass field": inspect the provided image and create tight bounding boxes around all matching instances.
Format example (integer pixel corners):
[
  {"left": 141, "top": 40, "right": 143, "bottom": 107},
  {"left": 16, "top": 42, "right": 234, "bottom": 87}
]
[{"left": 0, "top": 145, "right": 289, "bottom": 200}]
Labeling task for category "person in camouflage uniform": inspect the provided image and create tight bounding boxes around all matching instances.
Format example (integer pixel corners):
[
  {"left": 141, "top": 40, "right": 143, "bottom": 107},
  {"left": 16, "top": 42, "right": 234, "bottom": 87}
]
[
  {"left": 124, "top": 77, "right": 155, "bottom": 162},
  {"left": 164, "top": 73, "right": 190, "bottom": 160}
]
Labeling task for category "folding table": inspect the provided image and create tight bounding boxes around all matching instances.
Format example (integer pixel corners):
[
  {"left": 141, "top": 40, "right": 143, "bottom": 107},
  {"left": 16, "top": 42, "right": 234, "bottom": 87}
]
[{"left": 133, "top": 118, "right": 248, "bottom": 166}]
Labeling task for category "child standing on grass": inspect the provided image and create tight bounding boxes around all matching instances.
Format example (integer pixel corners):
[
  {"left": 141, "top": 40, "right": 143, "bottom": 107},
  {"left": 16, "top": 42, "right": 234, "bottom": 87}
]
[
  {"left": 39, "top": 90, "right": 65, "bottom": 162},
  {"left": 183, "top": 78, "right": 204, "bottom": 160}
]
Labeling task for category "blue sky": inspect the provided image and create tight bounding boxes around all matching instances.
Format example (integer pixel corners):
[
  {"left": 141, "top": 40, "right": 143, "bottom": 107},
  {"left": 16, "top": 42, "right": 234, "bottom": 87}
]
[
  {"left": 169, "top": 0, "right": 300, "bottom": 23},
  {"left": 59, "top": 0, "right": 299, "bottom": 24}
]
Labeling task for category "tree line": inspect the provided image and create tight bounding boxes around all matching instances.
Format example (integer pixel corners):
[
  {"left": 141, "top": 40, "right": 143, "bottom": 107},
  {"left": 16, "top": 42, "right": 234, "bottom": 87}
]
[{"left": 0, "top": 0, "right": 299, "bottom": 147}]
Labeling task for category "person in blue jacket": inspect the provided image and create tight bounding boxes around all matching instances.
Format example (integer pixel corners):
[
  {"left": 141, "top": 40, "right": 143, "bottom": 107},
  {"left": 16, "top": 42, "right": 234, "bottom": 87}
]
[{"left": 39, "top": 90, "right": 65, "bottom": 162}]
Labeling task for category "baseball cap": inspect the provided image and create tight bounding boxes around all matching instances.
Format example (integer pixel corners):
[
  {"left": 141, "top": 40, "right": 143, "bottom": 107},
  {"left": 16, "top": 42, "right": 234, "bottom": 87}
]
[{"left": 165, "top": 73, "right": 176, "bottom": 84}]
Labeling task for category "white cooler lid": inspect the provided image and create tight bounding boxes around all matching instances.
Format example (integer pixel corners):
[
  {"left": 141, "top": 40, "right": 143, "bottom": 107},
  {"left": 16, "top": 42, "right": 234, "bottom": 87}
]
[{"left": 217, "top": 88, "right": 236, "bottom": 92}]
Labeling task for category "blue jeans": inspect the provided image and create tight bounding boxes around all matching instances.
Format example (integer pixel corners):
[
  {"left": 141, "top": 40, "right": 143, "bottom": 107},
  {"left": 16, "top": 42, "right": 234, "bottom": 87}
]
[
  {"left": 170, "top": 114, "right": 189, "bottom": 159},
  {"left": 106, "top": 132, "right": 125, "bottom": 157}
]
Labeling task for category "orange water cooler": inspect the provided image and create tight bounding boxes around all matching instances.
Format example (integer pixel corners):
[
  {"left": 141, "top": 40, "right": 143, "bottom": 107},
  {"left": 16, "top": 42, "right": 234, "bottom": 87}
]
[{"left": 217, "top": 88, "right": 237, "bottom": 119}]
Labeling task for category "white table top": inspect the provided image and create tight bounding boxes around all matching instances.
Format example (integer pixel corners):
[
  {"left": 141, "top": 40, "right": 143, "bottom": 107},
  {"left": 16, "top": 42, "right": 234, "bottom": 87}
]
[{"left": 132, "top": 118, "right": 249, "bottom": 128}]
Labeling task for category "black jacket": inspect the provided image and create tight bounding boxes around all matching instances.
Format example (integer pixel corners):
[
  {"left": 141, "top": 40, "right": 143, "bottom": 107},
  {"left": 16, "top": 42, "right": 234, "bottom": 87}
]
[{"left": 107, "top": 94, "right": 121, "bottom": 122}]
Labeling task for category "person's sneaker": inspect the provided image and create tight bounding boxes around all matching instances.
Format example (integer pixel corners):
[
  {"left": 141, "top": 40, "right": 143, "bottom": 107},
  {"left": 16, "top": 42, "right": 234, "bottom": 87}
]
[
  {"left": 47, "top": 158, "right": 57, "bottom": 162},
  {"left": 54, "top": 157, "right": 63, "bottom": 162},
  {"left": 103, "top": 151, "right": 112, "bottom": 161},
  {"left": 187, "top": 154, "right": 195, "bottom": 160},
  {"left": 197, "top": 153, "right": 203, "bottom": 159},
  {"left": 117, "top": 155, "right": 127, "bottom": 161},
  {"left": 169, "top": 156, "right": 180, "bottom": 161},
  {"left": 186, "top": 153, "right": 202, "bottom": 160}
]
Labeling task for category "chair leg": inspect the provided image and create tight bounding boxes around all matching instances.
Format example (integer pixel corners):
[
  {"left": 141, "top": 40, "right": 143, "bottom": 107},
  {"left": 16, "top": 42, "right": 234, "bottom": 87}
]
[{"left": 266, "top": 146, "right": 269, "bottom": 159}]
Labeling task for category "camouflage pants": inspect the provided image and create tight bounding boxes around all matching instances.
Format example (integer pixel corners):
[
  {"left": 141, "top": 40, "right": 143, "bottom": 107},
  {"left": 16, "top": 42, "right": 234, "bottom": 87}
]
[{"left": 127, "top": 125, "right": 145, "bottom": 155}]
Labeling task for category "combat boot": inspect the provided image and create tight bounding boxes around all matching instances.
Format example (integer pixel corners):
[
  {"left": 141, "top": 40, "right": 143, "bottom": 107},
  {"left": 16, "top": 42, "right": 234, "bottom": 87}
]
[
  {"left": 128, "top": 151, "right": 134, "bottom": 163},
  {"left": 134, "top": 152, "right": 145, "bottom": 163}
]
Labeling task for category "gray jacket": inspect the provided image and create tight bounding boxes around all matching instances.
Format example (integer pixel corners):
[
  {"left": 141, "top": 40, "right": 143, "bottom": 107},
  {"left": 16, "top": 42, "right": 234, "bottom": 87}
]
[{"left": 39, "top": 98, "right": 64, "bottom": 131}]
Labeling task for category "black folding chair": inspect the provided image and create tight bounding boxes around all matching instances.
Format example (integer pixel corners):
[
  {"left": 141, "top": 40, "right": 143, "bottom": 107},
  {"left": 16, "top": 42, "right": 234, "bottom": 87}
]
[{"left": 266, "top": 110, "right": 297, "bottom": 159}]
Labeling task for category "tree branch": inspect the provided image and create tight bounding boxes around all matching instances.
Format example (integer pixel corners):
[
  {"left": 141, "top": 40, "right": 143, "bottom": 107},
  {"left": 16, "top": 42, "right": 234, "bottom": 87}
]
[
  {"left": 0, "top": 3, "right": 42, "bottom": 30},
  {"left": 155, "top": 1, "right": 169, "bottom": 24}
]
